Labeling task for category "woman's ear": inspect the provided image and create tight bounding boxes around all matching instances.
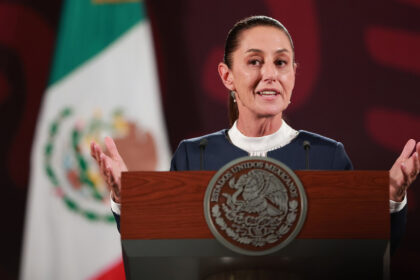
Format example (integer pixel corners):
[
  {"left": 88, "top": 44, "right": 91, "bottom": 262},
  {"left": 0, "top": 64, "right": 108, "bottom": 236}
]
[{"left": 218, "top": 62, "right": 235, "bottom": 91}]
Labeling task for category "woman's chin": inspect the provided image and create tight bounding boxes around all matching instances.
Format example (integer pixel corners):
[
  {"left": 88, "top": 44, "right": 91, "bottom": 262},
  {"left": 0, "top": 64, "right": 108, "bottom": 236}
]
[
  {"left": 255, "top": 105, "right": 285, "bottom": 118},
  {"left": 255, "top": 110, "right": 283, "bottom": 119}
]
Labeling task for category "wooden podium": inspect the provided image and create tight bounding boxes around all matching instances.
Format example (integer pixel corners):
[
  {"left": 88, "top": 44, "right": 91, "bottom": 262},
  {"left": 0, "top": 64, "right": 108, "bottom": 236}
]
[{"left": 120, "top": 171, "right": 390, "bottom": 280}]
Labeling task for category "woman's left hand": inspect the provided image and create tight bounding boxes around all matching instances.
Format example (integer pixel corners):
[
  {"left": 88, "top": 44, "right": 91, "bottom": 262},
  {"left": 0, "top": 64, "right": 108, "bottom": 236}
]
[{"left": 389, "top": 139, "right": 420, "bottom": 202}]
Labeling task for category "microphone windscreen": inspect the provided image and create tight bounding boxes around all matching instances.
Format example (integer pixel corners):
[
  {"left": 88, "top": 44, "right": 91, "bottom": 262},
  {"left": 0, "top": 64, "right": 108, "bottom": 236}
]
[{"left": 199, "top": 138, "right": 208, "bottom": 148}]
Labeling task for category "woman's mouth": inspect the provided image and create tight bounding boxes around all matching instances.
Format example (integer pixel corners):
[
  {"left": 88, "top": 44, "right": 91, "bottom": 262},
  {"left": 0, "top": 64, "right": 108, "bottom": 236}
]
[{"left": 256, "top": 90, "right": 280, "bottom": 96}]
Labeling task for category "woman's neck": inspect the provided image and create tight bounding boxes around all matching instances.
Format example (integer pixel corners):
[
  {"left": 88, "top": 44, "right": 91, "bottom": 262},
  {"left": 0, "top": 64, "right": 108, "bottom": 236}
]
[{"left": 236, "top": 114, "right": 283, "bottom": 137}]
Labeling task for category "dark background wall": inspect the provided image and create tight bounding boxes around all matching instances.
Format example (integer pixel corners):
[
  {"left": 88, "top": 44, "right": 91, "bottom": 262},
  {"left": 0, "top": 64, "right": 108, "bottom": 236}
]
[{"left": 1, "top": 0, "right": 419, "bottom": 279}]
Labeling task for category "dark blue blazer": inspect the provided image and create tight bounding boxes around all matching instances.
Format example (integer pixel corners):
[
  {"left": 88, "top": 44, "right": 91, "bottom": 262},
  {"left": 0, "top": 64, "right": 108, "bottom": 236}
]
[
  {"left": 171, "top": 130, "right": 352, "bottom": 171},
  {"left": 115, "top": 129, "right": 406, "bottom": 254}
]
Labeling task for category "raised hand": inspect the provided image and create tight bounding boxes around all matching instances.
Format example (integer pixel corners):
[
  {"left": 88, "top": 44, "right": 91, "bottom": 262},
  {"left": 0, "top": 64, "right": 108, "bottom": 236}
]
[
  {"left": 90, "top": 137, "right": 128, "bottom": 203},
  {"left": 389, "top": 139, "right": 420, "bottom": 202}
]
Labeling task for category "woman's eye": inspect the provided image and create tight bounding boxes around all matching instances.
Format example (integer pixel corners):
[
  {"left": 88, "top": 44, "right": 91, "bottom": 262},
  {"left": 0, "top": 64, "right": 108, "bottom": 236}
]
[
  {"left": 249, "top": 59, "right": 262, "bottom": 66},
  {"left": 275, "top": 60, "right": 287, "bottom": 66}
]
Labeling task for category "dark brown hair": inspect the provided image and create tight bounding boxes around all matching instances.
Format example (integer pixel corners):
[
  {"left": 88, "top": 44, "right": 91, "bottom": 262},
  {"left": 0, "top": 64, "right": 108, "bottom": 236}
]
[{"left": 224, "top": 15, "right": 295, "bottom": 126}]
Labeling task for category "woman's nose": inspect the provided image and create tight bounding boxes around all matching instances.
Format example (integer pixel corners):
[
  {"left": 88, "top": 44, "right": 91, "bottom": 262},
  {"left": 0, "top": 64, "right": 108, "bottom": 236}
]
[{"left": 261, "top": 63, "right": 277, "bottom": 82}]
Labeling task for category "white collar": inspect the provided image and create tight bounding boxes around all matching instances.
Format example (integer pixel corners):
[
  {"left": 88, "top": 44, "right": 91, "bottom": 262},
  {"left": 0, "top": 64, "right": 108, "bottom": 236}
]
[{"left": 228, "top": 120, "right": 299, "bottom": 156}]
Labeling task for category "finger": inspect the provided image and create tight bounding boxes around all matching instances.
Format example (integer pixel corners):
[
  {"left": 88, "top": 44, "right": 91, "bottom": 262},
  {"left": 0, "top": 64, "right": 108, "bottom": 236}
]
[
  {"left": 108, "top": 168, "right": 118, "bottom": 192},
  {"left": 104, "top": 136, "right": 121, "bottom": 160},
  {"left": 91, "top": 142, "right": 101, "bottom": 162},
  {"left": 96, "top": 143, "right": 105, "bottom": 164},
  {"left": 105, "top": 167, "right": 116, "bottom": 195},
  {"left": 90, "top": 142, "right": 96, "bottom": 159},
  {"left": 105, "top": 158, "right": 113, "bottom": 180},
  {"left": 400, "top": 162, "right": 410, "bottom": 189},
  {"left": 107, "top": 166, "right": 121, "bottom": 200},
  {"left": 403, "top": 147, "right": 419, "bottom": 179},
  {"left": 104, "top": 166, "right": 111, "bottom": 185},
  {"left": 99, "top": 154, "right": 105, "bottom": 175},
  {"left": 104, "top": 158, "right": 117, "bottom": 183},
  {"left": 416, "top": 142, "right": 420, "bottom": 169},
  {"left": 402, "top": 150, "right": 418, "bottom": 178},
  {"left": 398, "top": 139, "right": 416, "bottom": 160},
  {"left": 100, "top": 154, "right": 109, "bottom": 178},
  {"left": 105, "top": 165, "right": 114, "bottom": 187},
  {"left": 92, "top": 142, "right": 101, "bottom": 163},
  {"left": 412, "top": 151, "right": 419, "bottom": 177},
  {"left": 104, "top": 160, "right": 117, "bottom": 191}
]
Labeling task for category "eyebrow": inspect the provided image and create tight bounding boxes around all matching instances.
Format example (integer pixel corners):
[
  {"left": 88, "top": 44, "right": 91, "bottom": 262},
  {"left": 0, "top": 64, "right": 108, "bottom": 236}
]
[{"left": 245, "top": 48, "right": 290, "bottom": 54}]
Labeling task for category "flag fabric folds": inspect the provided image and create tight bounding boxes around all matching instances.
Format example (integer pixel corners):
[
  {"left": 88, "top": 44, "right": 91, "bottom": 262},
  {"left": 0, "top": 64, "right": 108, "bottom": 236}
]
[{"left": 20, "top": 0, "right": 170, "bottom": 279}]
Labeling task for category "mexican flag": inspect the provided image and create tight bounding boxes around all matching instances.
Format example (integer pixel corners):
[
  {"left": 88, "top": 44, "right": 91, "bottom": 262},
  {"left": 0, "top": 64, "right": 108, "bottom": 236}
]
[{"left": 20, "top": 0, "right": 171, "bottom": 279}]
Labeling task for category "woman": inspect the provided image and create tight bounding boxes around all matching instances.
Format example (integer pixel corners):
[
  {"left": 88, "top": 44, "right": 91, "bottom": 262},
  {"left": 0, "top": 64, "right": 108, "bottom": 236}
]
[{"left": 90, "top": 16, "right": 419, "bottom": 253}]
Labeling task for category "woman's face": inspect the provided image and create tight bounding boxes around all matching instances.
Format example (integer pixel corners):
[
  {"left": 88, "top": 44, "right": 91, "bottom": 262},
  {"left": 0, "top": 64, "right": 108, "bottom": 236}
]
[{"left": 221, "top": 26, "right": 296, "bottom": 120}]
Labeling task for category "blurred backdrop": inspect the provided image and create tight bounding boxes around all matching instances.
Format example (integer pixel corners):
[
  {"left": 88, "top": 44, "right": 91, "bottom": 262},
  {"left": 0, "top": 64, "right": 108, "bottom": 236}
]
[{"left": 0, "top": 0, "right": 419, "bottom": 279}]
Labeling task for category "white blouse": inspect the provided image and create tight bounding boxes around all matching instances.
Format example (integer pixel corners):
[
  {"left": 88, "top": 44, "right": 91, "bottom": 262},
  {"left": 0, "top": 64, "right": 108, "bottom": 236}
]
[{"left": 228, "top": 120, "right": 298, "bottom": 156}]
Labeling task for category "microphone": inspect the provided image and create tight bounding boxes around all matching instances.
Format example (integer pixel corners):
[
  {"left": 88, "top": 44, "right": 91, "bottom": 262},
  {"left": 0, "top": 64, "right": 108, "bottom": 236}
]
[
  {"left": 303, "top": 140, "right": 311, "bottom": 169},
  {"left": 199, "top": 138, "right": 208, "bottom": 170}
]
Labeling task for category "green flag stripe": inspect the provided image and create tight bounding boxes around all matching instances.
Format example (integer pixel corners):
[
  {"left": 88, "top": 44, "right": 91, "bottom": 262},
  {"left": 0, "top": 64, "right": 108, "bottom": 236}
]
[{"left": 49, "top": 0, "right": 146, "bottom": 85}]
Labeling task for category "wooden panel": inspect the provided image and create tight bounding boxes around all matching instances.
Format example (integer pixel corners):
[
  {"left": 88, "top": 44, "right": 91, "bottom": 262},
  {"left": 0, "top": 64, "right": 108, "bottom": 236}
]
[{"left": 121, "top": 171, "right": 389, "bottom": 240}]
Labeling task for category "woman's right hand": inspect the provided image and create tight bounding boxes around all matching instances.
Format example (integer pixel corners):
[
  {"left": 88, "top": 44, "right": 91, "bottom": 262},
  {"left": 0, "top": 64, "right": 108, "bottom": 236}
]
[{"left": 90, "top": 136, "right": 128, "bottom": 203}]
